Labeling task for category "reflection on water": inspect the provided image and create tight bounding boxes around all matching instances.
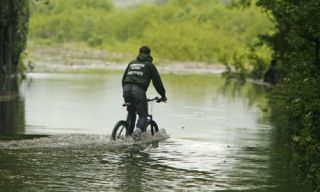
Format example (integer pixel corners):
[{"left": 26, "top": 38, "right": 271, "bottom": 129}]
[
  {"left": 0, "top": 73, "right": 312, "bottom": 191},
  {"left": 0, "top": 77, "right": 25, "bottom": 134}
]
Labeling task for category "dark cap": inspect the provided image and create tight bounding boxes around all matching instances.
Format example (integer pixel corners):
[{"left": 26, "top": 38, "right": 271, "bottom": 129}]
[{"left": 139, "top": 46, "right": 151, "bottom": 55}]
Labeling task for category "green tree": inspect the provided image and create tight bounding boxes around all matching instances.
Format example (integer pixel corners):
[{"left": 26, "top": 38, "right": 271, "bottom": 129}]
[
  {"left": 0, "top": 0, "right": 30, "bottom": 76},
  {"left": 239, "top": 0, "right": 320, "bottom": 189}
]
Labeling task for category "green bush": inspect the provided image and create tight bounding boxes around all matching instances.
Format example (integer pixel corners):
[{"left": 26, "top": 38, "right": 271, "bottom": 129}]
[
  {"left": 29, "top": 0, "right": 273, "bottom": 72},
  {"left": 252, "top": 0, "right": 320, "bottom": 189},
  {"left": 87, "top": 34, "right": 103, "bottom": 47},
  {"left": 270, "top": 62, "right": 320, "bottom": 189}
]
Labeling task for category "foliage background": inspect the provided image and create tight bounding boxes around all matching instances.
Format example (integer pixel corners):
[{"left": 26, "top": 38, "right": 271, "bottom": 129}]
[
  {"left": 247, "top": 0, "right": 320, "bottom": 189},
  {"left": 28, "top": 0, "right": 273, "bottom": 76}
]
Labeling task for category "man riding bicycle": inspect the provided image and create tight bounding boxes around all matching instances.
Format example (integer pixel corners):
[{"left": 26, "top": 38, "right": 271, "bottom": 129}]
[{"left": 122, "top": 46, "right": 167, "bottom": 139}]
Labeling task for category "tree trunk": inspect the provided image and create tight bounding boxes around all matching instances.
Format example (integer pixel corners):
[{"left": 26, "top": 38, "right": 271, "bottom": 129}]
[
  {"left": 5, "top": 0, "right": 13, "bottom": 75},
  {"left": 0, "top": 33, "right": 4, "bottom": 75}
]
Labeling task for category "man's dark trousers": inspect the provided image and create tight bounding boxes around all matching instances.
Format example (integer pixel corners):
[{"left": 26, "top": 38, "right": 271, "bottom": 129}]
[{"left": 123, "top": 84, "right": 148, "bottom": 135}]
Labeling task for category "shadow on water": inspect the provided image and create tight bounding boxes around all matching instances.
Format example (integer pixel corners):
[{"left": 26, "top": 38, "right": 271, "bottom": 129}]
[
  {"left": 103, "top": 145, "right": 218, "bottom": 192},
  {"left": 115, "top": 151, "right": 149, "bottom": 192}
]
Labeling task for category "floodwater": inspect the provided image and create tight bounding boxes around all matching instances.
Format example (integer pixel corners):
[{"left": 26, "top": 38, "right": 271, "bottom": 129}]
[{"left": 0, "top": 73, "right": 311, "bottom": 191}]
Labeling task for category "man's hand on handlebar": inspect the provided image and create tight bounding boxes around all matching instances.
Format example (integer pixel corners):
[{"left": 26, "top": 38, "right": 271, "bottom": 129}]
[{"left": 157, "top": 96, "right": 167, "bottom": 103}]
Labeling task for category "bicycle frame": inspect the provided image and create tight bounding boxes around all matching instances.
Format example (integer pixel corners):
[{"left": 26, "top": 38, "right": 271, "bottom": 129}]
[
  {"left": 125, "top": 97, "right": 160, "bottom": 129},
  {"left": 112, "top": 97, "right": 162, "bottom": 140},
  {"left": 146, "top": 97, "right": 160, "bottom": 121}
]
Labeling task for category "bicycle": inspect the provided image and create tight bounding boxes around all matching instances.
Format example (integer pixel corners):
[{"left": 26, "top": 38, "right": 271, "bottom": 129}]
[{"left": 111, "top": 97, "right": 164, "bottom": 141}]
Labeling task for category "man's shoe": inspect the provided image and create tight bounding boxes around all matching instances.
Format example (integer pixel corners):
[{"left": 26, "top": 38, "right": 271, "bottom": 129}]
[{"left": 131, "top": 128, "right": 143, "bottom": 140}]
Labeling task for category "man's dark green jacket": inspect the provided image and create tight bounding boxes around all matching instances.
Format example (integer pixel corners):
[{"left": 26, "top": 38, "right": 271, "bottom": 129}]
[{"left": 122, "top": 53, "right": 166, "bottom": 98}]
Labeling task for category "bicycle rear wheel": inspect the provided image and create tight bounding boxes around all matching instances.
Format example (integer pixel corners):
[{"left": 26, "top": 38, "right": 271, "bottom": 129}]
[
  {"left": 145, "top": 120, "right": 159, "bottom": 136},
  {"left": 111, "top": 120, "right": 128, "bottom": 140}
]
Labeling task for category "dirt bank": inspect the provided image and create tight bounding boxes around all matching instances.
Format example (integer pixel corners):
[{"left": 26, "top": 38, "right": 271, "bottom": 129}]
[{"left": 25, "top": 44, "right": 225, "bottom": 74}]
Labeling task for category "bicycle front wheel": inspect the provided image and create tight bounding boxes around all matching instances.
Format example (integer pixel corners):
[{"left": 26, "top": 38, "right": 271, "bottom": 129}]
[
  {"left": 111, "top": 120, "right": 128, "bottom": 140},
  {"left": 145, "top": 120, "right": 159, "bottom": 136}
]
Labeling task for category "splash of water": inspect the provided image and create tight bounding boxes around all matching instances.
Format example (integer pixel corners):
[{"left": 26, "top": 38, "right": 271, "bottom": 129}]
[
  {"left": 107, "top": 128, "right": 170, "bottom": 151},
  {"left": 0, "top": 129, "right": 170, "bottom": 151}
]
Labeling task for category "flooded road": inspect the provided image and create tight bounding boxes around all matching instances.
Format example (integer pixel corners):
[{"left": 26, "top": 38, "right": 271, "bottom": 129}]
[{"left": 0, "top": 73, "right": 311, "bottom": 191}]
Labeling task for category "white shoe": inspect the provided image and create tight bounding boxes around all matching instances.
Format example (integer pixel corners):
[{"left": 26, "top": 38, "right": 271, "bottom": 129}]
[{"left": 131, "top": 128, "right": 143, "bottom": 139}]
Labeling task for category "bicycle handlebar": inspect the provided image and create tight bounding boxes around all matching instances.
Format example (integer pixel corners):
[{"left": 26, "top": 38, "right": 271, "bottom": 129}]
[
  {"left": 122, "top": 97, "right": 165, "bottom": 107},
  {"left": 147, "top": 97, "right": 159, "bottom": 102},
  {"left": 147, "top": 97, "right": 165, "bottom": 103}
]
